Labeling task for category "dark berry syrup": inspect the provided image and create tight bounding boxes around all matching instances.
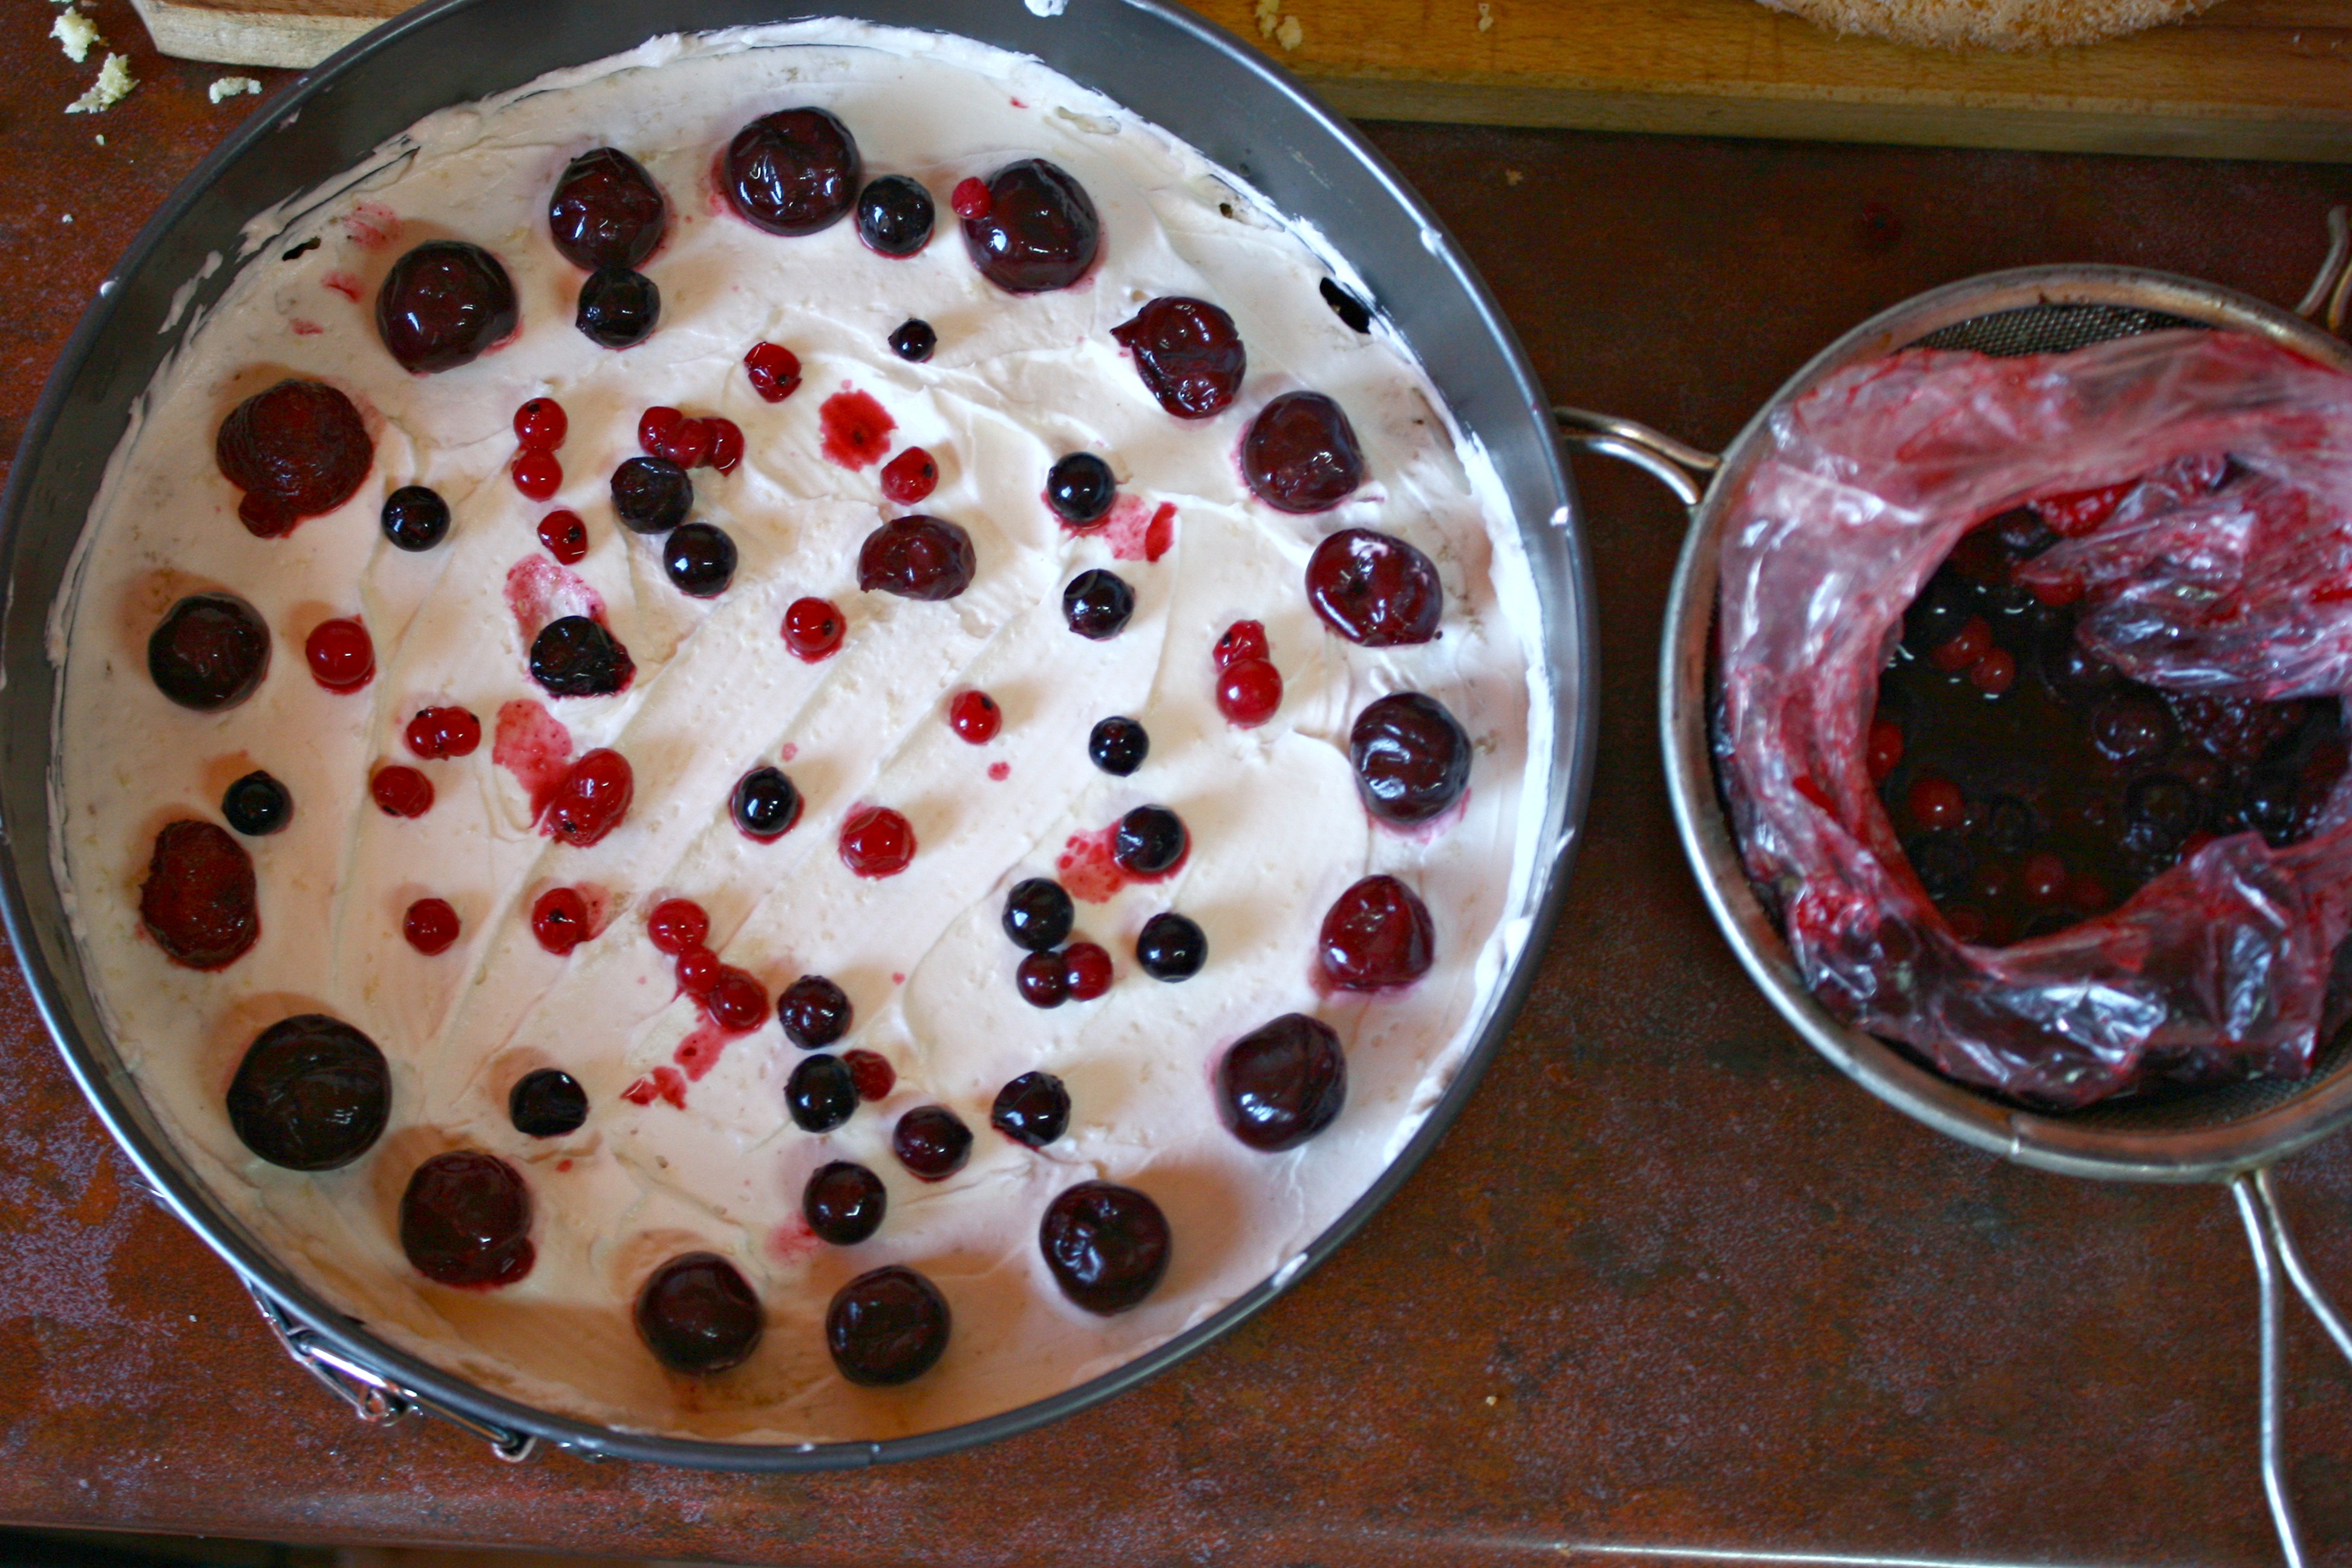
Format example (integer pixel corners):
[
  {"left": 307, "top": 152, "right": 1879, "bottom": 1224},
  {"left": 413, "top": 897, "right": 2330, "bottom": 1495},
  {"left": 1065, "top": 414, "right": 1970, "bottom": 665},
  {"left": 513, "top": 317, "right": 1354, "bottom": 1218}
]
[{"left": 1872, "top": 503, "right": 2347, "bottom": 947}]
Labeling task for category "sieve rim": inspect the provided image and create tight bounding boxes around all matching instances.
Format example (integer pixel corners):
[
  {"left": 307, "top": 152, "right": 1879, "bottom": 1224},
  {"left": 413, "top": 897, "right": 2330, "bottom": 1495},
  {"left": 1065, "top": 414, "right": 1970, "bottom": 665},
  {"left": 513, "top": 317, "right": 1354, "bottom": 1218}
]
[{"left": 1659, "top": 265, "right": 2352, "bottom": 1184}]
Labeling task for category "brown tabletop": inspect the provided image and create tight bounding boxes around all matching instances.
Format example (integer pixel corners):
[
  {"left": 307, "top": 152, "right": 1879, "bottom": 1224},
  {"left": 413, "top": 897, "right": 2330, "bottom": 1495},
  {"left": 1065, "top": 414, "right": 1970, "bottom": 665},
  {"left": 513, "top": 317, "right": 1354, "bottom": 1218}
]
[{"left": 8, "top": 7, "right": 2352, "bottom": 1566}]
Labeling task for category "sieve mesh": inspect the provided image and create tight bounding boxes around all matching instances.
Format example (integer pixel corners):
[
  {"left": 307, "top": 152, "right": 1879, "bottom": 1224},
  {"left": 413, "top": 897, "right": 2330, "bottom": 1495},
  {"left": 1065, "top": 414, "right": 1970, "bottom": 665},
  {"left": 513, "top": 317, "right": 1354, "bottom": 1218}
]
[{"left": 1908, "top": 302, "right": 2207, "bottom": 358}]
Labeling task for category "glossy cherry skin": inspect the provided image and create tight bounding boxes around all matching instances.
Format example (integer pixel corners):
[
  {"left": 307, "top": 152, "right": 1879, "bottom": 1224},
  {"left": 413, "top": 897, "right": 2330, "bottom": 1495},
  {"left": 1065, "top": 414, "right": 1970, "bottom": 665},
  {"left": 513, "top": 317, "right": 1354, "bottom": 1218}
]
[
  {"left": 511, "top": 448, "right": 562, "bottom": 500},
  {"left": 1135, "top": 912, "right": 1207, "bottom": 981},
  {"left": 382, "top": 485, "right": 450, "bottom": 550},
  {"left": 635, "top": 1252, "right": 763, "bottom": 1376},
  {"left": 577, "top": 267, "right": 661, "bottom": 348},
  {"left": 530, "top": 616, "right": 634, "bottom": 697},
  {"left": 726, "top": 107, "right": 860, "bottom": 236},
  {"left": 745, "top": 341, "right": 802, "bottom": 402},
  {"left": 805, "top": 1161, "right": 888, "bottom": 1244},
  {"left": 1217, "top": 1013, "right": 1347, "bottom": 1151},
  {"left": 645, "top": 898, "right": 709, "bottom": 956},
  {"left": 217, "top": 379, "right": 373, "bottom": 535},
  {"left": 707, "top": 419, "right": 745, "bottom": 475},
  {"left": 1214, "top": 620, "right": 1269, "bottom": 669},
  {"left": 783, "top": 597, "right": 846, "bottom": 661},
  {"left": 509, "top": 1068, "right": 589, "bottom": 1137},
  {"left": 961, "top": 158, "right": 1099, "bottom": 293},
  {"left": 1062, "top": 941, "right": 1114, "bottom": 1001},
  {"left": 1002, "top": 878, "right": 1074, "bottom": 952},
  {"left": 778, "top": 974, "right": 853, "bottom": 1049},
  {"left": 663, "top": 522, "right": 737, "bottom": 597},
  {"left": 1350, "top": 692, "right": 1471, "bottom": 823},
  {"left": 1217, "top": 658, "right": 1282, "bottom": 727},
  {"left": 731, "top": 766, "right": 802, "bottom": 840},
  {"left": 376, "top": 240, "right": 517, "bottom": 374},
  {"left": 226, "top": 1014, "right": 390, "bottom": 1171},
  {"left": 787, "top": 1053, "right": 858, "bottom": 1132},
  {"left": 892, "top": 1105, "right": 973, "bottom": 1181},
  {"left": 839, "top": 806, "right": 916, "bottom": 877},
  {"left": 306, "top": 618, "right": 376, "bottom": 691},
  {"left": 222, "top": 770, "right": 292, "bottom": 836},
  {"left": 844, "top": 1048, "right": 896, "bottom": 1102},
  {"left": 513, "top": 397, "right": 567, "bottom": 449},
  {"left": 403, "top": 897, "right": 460, "bottom": 955},
  {"left": 888, "top": 319, "right": 936, "bottom": 362},
  {"left": 991, "top": 1071, "right": 1070, "bottom": 1148},
  {"left": 826, "top": 1266, "right": 951, "bottom": 1385},
  {"left": 858, "top": 516, "right": 975, "bottom": 601},
  {"left": 370, "top": 765, "right": 433, "bottom": 818},
  {"left": 538, "top": 509, "right": 589, "bottom": 563},
  {"left": 1046, "top": 452, "right": 1115, "bottom": 524},
  {"left": 948, "top": 690, "right": 1001, "bottom": 743},
  {"left": 1111, "top": 296, "right": 1244, "bottom": 419},
  {"left": 1113, "top": 805, "right": 1187, "bottom": 876},
  {"left": 149, "top": 593, "right": 270, "bottom": 711},
  {"left": 1063, "top": 569, "right": 1135, "bottom": 640},
  {"left": 1039, "top": 1181, "right": 1169, "bottom": 1315},
  {"left": 400, "top": 1151, "right": 534, "bottom": 1288},
  {"left": 1305, "top": 529, "right": 1443, "bottom": 647},
  {"left": 880, "top": 447, "right": 938, "bottom": 505},
  {"left": 1243, "top": 391, "right": 1365, "bottom": 514},
  {"left": 611, "top": 456, "right": 693, "bottom": 534},
  {"left": 1318, "top": 875, "right": 1434, "bottom": 990},
  {"left": 549, "top": 146, "right": 667, "bottom": 270},
  {"left": 531, "top": 886, "right": 590, "bottom": 955},
  {"left": 405, "top": 705, "right": 482, "bottom": 760},
  {"left": 1088, "top": 716, "right": 1148, "bottom": 776},
  {"left": 140, "top": 820, "right": 258, "bottom": 970},
  {"left": 543, "top": 748, "right": 632, "bottom": 846},
  {"left": 705, "top": 967, "right": 769, "bottom": 1033},
  {"left": 1016, "top": 950, "right": 1069, "bottom": 1008},
  {"left": 857, "top": 174, "right": 935, "bottom": 256},
  {"left": 675, "top": 946, "right": 722, "bottom": 998}
]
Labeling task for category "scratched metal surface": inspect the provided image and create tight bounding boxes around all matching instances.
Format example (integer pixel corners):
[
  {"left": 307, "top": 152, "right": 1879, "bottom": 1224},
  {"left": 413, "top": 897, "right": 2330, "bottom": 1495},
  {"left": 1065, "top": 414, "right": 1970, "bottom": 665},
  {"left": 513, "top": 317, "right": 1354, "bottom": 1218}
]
[{"left": 8, "top": 5, "right": 2352, "bottom": 1563}]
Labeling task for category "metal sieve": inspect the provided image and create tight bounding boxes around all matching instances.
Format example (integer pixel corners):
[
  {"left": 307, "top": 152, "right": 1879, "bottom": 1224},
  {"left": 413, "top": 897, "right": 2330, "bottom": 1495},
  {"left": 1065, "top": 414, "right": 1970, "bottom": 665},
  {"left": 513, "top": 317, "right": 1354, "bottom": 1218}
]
[{"left": 1558, "top": 211, "right": 2352, "bottom": 1568}]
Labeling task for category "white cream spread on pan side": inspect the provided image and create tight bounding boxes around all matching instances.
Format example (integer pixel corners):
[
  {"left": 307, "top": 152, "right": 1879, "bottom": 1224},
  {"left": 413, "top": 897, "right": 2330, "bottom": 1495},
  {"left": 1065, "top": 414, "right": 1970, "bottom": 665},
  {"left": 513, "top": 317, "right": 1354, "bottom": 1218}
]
[{"left": 51, "top": 20, "right": 1547, "bottom": 1442}]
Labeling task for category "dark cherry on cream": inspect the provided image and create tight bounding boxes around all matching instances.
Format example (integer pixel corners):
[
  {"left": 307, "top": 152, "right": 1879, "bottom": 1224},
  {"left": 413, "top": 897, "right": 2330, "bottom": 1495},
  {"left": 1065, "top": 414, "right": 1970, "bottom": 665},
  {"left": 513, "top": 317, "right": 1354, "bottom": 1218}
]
[
  {"left": 1135, "top": 912, "right": 1206, "bottom": 981},
  {"left": 787, "top": 1053, "right": 858, "bottom": 1132},
  {"left": 1318, "top": 874, "right": 1435, "bottom": 990},
  {"left": 1062, "top": 941, "right": 1113, "bottom": 1001},
  {"left": 509, "top": 1068, "right": 589, "bottom": 1137},
  {"left": 382, "top": 485, "right": 450, "bottom": 551},
  {"left": 1088, "top": 716, "right": 1148, "bottom": 776},
  {"left": 403, "top": 897, "right": 460, "bottom": 955},
  {"left": 858, "top": 516, "right": 975, "bottom": 601},
  {"left": 1111, "top": 296, "right": 1245, "bottom": 419},
  {"left": 725, "top": 108, "right": 860, "bottom": 236},
  {"left": 1113, "top": 805, "right": 1187, "bottom": 876},
  {"left": 991, "top": 1071, "right": 1070, "bottom": 1148},
  {"left": 222, "top": 771, "right": 291, "bottom": 836},
  {"left": 840, "top": 806, "right": 916, "bottom": 877},
  {"left": 1217, "top": 1013, "right": 1347, "bottom": 1151},
  {"left": 376, "top": 240, "right": 517, "bottom": 374},
  {"left": 612, "top": 456, "right": 693, "bottom": 534},
  {"left": 549, "top": 147, "right": 668, "bottom": 270},
  {"left": 1063, "top": 569, "right": 1135, "bottom": 640},
  {"left": 226, "top": 1013, "right": 390, "bottom": 1171},
  {"left": 858, "top": 174, "right": 935, "bottom": 256},
  {"left": 663, "top": 522, "right": 737, "bottom": 597},
  {"left": 960, "top": 158, "right": 1099, "bottom": 293},
  {"left": 1016, "top": 949, "right": 1069, "bottom": 1009},
  {"left": 892, "top": 1105, "right": 972, "bottom": 1181},
  {"left": 1047, "top": 452, "right": 1116, "bottom": 525},
  {"left": 636, "top": 1252, "right": 763, "bottom": 1375},
  {"left": 783, "top": 597, "right": 846, "bottom": 661},
  {"left": 216, "top": 379, "right": 372, "bottom": 537},
  {"left": 140, "top": 820, "right": 258, "bottom": 970},
  {"left": 704, "top": 968, "right": 769, "bottom": 1033},
  {"left": 530, "top": 616, "right": 633, "bottom": 697},
  {"left": 1039, "top": 1181, "right": 1170, "bottom": 1315},
  {"left": 826, "top": 1266, "right": 950, "bottom": 1385},
  {"left": 400, "top": 1151, "right": 534, "bottom": 1288},
  {"left": 805, "top": 1161, "right": 888, "bottom": 1244},
  {"left": 149, "top": 592, "right": 270, "bottom": 711},
  {"left": 577, "top": 267, "right": 661, "bottom": 348},
  {"left": 1307, "top": 529, "right": 1443, "bottom": 647},
  {"left": 531, "top": 886, "right": 591, "bottom": 955},
  {"left": 1350, "top": 692, "right": 1471, "bottom": 824},
  {"left": 1243, "top": 391, "right": 1364, "bottom": 514},
  {"left": 844, "top": 1048, "right": 896, "bottom": 1102},
  {"left": 405, "top": 705, "right": 482, "bottom": 760},
  {"left": 1002, "top": 878, "right": 1074, "bottom": 952},
  {"left": 370, "top": 764, "right": 434, "bottom": 818},
  {"left": 778, "top": 974, "right": 852, "bottom": 1049},
  {"left": 888, "top": 319, "right": 936, "bottom": 362},
  {"left": 541, "top": 748, "right": 632, "bottom": 846},
  {"left": 731, "top": 766, "right": 802, "bottom": 841},
  {"left": 306, "top": 618, "right": 375, "bottom": 691}
]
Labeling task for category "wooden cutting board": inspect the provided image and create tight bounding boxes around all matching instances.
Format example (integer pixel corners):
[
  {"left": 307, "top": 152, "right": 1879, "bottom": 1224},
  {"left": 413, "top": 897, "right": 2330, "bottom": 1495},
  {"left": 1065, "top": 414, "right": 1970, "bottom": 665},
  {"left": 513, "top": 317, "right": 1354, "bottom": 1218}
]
[{"left": 128, "top": 0, "right": 2352, "bottom": 161}]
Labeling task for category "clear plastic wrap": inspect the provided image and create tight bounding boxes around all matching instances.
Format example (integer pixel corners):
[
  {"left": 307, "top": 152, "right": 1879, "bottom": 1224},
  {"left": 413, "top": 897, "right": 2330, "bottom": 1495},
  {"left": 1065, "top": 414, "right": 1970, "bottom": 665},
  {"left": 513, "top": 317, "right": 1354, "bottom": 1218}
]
[{"left": 1717, "top": 329, "right": 2352, "bottom": 1108}]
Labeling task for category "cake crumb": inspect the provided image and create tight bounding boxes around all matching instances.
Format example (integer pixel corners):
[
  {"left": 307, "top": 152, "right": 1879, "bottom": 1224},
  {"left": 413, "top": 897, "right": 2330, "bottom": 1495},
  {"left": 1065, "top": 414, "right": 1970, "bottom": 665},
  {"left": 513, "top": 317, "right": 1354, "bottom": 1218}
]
[
  {"left": 65, "top": 53, "right": 136, "bottom": 114},
  {"left": 1276, "top": 14, "right": 1304, "bottom": 48},
  {"left": 1477, "top": 2, "right": 1494, "bottom": 29},
  {"left": 1255, "top": 0, "right": 1279, "bottom": 35},
  {"left": 209, "top": 76, "right": 263, "bottom": 104},
  {"left": 51, "top": 5, "right": 99, "bottom": 64}
]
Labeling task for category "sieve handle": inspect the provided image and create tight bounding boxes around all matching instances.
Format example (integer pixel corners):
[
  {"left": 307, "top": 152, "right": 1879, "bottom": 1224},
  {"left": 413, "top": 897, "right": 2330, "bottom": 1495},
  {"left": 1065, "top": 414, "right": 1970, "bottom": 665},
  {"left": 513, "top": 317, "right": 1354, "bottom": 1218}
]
[
  {"left": 2294, "top": 206, "right": 2351, "bottom": 337},
  {"left": 2232, "top": 1170, "right": 2352, "bottom": 1568},
  {"left": 1553, "top": 408, "right": 1720, "bottom": 509},
  {"left": 244, "top": 1279, "right": 538, "bottom": 1464}
]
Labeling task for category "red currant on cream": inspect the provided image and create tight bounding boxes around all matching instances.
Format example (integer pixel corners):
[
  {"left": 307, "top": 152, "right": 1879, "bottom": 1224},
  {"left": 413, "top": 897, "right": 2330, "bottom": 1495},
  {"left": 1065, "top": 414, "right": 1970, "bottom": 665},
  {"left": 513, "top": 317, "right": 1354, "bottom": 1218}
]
[{"left": 305, "top": 618, "right": 374, "bottom": 691}]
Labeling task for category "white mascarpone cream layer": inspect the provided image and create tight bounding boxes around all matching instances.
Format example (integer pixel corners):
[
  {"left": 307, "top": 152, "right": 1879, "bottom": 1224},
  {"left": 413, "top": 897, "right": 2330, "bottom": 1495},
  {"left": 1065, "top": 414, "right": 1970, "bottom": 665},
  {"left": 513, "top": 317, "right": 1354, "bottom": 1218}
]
[{"left": 53, "top": 19, "right": 1546, "bottom": 1442}]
